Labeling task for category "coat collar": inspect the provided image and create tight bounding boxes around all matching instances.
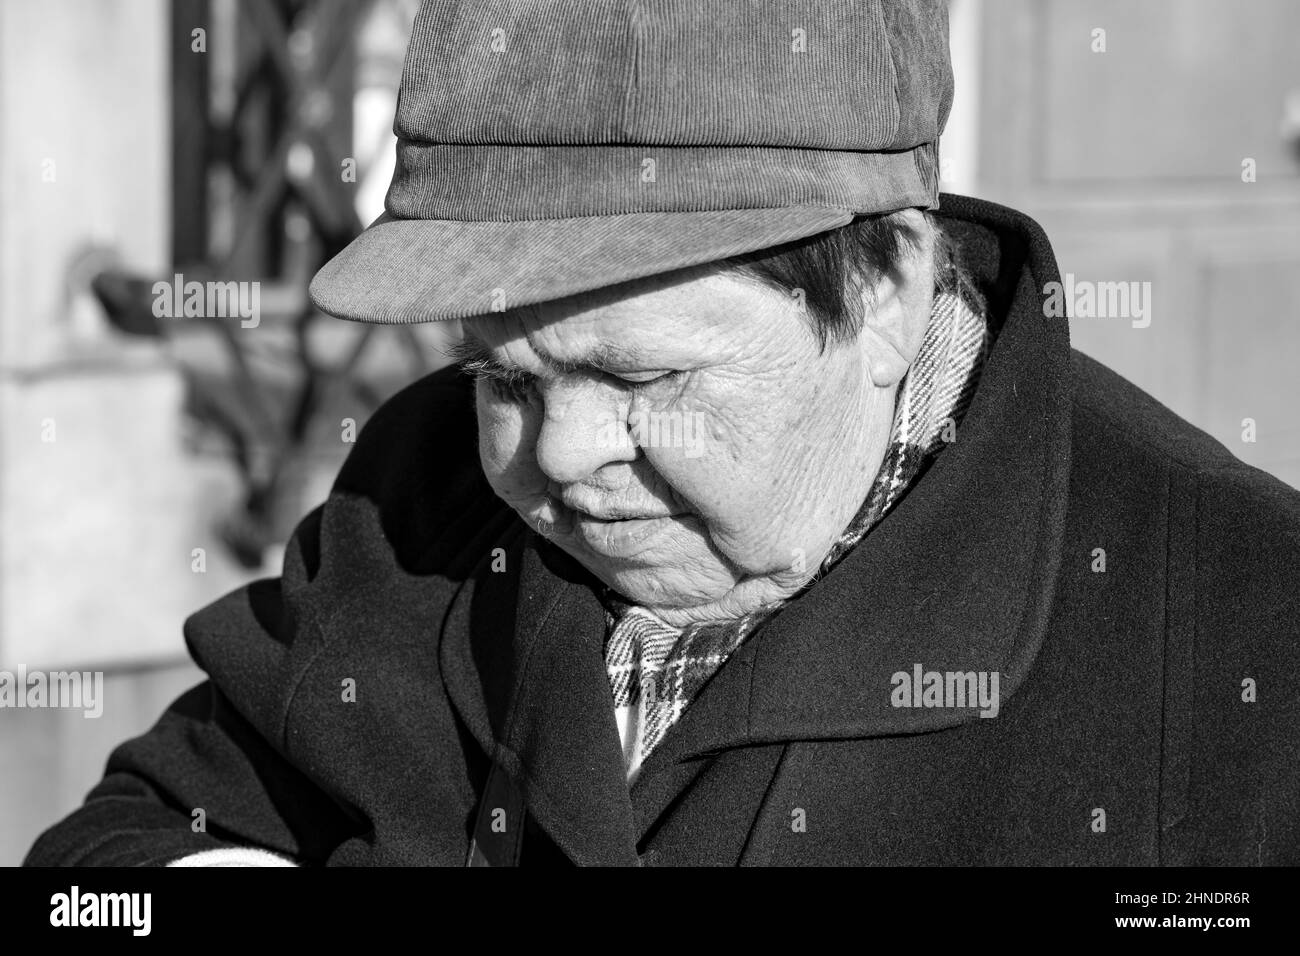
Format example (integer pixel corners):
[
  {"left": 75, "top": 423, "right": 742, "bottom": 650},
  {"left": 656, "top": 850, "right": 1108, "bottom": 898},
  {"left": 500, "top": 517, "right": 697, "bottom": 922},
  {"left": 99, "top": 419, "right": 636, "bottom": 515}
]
[{"left": 439, "top": 194, "right": 1074, "bottom": 854}]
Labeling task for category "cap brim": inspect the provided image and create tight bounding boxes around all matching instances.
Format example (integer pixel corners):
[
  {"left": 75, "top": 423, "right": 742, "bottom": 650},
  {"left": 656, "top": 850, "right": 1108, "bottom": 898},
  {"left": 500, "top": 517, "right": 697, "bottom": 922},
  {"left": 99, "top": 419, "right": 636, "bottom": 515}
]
[{"left": 308, "top": 206, "right": 854, "bottom": 324}]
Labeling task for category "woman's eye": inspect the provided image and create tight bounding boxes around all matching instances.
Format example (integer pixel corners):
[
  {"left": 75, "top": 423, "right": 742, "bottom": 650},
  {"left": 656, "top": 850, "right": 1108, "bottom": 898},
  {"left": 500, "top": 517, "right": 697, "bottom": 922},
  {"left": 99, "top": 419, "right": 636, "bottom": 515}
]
[
  {"left": 473, "top": 365, "right": 677, "bottom": 399},
  {"left": 615, "top": 370, "right": 680, "bottom": 386}
]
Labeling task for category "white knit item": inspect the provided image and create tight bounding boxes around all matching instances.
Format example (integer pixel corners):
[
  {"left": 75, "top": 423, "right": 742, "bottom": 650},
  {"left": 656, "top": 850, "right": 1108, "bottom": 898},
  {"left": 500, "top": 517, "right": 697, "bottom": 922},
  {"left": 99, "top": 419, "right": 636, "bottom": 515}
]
[{"left": 167, "top": 847, "right": 298, "bottom": 867}]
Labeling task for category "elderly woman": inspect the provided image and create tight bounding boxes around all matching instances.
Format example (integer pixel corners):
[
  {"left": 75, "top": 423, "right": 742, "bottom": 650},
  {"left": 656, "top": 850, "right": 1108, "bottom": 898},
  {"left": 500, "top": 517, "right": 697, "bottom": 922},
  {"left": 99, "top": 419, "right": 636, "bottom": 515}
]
[{"left": 28, "top": 0, "right": 1300, "bottom": 867}]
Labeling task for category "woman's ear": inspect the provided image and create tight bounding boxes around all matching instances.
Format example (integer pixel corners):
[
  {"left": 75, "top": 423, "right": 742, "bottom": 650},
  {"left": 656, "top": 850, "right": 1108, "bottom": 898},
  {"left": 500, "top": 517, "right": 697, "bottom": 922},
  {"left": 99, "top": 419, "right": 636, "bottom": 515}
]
[{"left": 856, "top": 209, "right": 937, "bottom": 388}]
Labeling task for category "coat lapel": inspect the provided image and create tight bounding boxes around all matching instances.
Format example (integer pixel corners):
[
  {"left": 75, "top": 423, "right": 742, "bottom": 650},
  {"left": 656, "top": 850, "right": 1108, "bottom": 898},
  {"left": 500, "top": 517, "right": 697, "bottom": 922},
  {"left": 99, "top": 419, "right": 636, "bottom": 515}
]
[{"left": 440, "top": 526, "right": 640, "bottom": 865}]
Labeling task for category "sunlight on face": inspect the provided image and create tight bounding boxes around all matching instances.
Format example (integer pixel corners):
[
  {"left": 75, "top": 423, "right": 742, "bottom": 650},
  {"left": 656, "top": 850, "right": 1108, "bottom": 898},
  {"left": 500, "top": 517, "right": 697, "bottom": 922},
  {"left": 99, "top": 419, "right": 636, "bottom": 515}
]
[{"left": 465, "top": 263, "right": 895, "bottom": 625}]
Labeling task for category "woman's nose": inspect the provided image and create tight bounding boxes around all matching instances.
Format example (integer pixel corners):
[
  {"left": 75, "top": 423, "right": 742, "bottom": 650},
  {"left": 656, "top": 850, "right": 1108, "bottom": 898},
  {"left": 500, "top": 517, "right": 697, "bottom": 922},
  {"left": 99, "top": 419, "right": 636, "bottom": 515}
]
[{"left": 533, "top": 380, "right": 638, "bottom": 484}]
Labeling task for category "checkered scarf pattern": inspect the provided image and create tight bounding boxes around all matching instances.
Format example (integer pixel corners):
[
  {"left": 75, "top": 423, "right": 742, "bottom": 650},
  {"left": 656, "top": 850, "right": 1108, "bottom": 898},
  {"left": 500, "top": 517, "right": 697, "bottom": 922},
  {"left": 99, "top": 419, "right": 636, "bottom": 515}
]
[{"left": 600, "top": 290, "right": 989, "bottom": 781}]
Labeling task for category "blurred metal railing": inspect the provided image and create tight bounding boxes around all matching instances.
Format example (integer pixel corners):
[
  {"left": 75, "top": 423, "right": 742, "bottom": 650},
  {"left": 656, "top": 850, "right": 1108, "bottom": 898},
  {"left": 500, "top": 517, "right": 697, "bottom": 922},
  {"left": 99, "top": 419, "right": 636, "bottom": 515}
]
[{"left": 92, "top": 0, "right": 428, "bottom": 567}]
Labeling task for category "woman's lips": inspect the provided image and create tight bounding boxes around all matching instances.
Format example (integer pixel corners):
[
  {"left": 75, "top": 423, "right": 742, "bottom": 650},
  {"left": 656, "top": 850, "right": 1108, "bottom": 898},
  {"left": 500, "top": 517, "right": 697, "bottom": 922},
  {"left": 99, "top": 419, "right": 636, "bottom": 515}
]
[{"left": 568, "top": 509, "right": 681, "bottom": 557}]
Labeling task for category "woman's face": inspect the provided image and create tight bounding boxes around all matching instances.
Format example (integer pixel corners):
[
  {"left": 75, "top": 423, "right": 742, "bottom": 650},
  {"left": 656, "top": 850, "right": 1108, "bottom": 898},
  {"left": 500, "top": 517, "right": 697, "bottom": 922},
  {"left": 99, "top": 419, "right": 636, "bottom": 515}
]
[{"left": 466, "top": 261, "right": 905, "bottom": 625}]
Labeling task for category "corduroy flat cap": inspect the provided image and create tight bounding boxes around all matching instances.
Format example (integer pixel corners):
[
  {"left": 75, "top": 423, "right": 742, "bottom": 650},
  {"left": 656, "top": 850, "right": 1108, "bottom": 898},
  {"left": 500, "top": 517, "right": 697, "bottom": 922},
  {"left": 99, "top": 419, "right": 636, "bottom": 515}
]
[{"left": 309, "top": 0, "right": 953, "bottom": 324}]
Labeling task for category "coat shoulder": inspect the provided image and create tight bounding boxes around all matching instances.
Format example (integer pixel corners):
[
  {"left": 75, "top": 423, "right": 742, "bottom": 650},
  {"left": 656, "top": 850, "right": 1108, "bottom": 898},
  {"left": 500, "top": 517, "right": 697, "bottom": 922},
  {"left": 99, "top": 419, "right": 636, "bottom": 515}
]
[
  {"left": 183, "top": 365, "right": 511, "bottom": 721},
  {"left": 1069, "top": 348, "right": 1300, "bottom": 521},
  {"left": 1069, "top": 346, "right": 1300, "bottom": 588}
]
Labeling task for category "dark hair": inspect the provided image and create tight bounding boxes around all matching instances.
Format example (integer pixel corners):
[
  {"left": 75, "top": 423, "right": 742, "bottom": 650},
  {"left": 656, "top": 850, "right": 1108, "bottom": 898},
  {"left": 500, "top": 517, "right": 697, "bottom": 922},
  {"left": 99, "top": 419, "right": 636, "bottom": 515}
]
[{"left": 723, "top": 209, "right": 977, "bottom": 350}]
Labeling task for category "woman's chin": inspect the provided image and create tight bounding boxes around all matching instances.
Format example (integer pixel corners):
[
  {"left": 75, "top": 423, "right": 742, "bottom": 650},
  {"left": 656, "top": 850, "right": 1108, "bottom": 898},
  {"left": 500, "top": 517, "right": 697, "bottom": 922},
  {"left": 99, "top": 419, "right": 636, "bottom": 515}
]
[{"left": 585, "top": 559, "right": 737, "bottom": 615}]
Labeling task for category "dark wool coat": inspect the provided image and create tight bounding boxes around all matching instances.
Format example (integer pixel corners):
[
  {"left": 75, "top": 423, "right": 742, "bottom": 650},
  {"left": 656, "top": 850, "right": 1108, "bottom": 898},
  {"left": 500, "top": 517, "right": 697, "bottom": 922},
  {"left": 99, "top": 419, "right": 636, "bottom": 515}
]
[{"left": 26, "top": 196, "right": 1300, "bottom": 866}]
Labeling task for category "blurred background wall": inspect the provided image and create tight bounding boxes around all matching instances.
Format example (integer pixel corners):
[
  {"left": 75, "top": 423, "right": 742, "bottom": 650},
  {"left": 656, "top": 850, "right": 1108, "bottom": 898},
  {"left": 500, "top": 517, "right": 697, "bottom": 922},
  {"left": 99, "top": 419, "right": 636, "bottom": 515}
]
[
  {"left": 1, "top": 0, "right": 1297, "bottom": 865},
  {"left": 952, "top": 0, "right": 1300, "bottom": 492}
]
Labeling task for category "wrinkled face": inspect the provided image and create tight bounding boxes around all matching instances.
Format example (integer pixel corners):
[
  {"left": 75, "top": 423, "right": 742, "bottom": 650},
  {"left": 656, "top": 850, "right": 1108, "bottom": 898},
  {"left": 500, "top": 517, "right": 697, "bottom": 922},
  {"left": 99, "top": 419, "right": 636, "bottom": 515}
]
[{"left": 463, "top": 262, "right": 903, "bottom": 625}]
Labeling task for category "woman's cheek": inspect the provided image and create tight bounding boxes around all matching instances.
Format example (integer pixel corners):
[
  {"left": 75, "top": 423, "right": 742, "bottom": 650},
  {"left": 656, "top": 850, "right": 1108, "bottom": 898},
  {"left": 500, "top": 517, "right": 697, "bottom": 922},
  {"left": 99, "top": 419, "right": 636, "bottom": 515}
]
[
  {"left": 475, "top": 387, "right": 547, "bottom": 503},
  {"left": 653, "top": 420, "right": 782, "bottom": 570}
]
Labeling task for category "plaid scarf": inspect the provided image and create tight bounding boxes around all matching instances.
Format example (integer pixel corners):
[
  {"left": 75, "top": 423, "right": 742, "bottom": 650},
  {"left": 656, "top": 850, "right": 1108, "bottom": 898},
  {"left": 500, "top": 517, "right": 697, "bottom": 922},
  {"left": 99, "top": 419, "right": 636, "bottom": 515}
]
[{"left": 601, "top": 290, "right": 989, "bottom": 782}]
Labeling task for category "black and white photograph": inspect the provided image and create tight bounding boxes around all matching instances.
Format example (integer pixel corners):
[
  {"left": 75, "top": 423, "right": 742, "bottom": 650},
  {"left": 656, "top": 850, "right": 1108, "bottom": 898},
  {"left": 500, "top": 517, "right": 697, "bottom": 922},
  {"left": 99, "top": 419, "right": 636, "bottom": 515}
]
[{"left": 1, "top": 0, "right": 1297, "bottom": 929}]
